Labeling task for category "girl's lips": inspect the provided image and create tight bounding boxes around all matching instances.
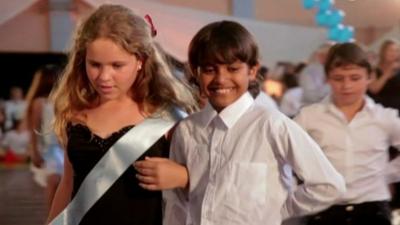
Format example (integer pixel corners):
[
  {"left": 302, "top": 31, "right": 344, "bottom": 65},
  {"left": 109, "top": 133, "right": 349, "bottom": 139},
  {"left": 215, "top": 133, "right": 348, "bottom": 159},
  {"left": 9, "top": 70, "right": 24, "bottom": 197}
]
[{"left": 99, "top": 85, "right": 114, "bottom": 93}]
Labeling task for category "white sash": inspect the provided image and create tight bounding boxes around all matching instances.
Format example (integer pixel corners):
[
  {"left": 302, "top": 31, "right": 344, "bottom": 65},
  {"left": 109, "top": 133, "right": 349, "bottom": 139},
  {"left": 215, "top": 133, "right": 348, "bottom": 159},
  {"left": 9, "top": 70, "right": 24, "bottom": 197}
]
[{"left": 49, "top": 109, "right": 186, "bottom": 225}]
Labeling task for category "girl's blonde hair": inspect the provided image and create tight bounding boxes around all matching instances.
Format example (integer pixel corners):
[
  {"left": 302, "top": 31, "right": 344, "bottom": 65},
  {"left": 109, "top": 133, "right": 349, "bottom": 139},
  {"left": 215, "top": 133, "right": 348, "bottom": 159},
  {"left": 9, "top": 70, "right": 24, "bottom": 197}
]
[
  {"left": 378, "top": 39, "right": 399, "bottom": 66},
  {"left": 51, "top": 4, "right": 197, "bottom": 147}
]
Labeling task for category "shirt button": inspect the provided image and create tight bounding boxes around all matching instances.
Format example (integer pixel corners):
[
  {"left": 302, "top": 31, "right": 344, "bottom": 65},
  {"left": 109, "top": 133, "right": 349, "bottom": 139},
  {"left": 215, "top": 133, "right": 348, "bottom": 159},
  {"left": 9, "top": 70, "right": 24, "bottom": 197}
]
[{"left": 345, "top": 205, "right": 354, "bottom": 212}]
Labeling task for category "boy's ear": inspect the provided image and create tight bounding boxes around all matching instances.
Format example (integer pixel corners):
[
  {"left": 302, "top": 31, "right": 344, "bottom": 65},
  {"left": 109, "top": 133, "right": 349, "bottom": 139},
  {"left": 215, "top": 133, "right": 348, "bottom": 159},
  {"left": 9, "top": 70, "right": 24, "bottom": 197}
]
[{"left": 249, "top": 63, "right": 260, "bottom": 80}]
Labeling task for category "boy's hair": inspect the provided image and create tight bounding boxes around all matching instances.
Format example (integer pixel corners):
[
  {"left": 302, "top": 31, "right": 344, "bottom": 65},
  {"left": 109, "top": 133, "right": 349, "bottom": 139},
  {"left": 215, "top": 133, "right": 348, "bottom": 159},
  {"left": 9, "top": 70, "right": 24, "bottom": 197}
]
[
  {"left": 324, "top": 43, "right": 372, "bottom": 76},
  {"left": 188, "top": 20, "right": 259, "bottom": 78},
  {"left": 248, "top": 66, "right": 268, "bottom": 98},
  {"left": 50, "top": 4, "right": 197, "bottom": 146}
]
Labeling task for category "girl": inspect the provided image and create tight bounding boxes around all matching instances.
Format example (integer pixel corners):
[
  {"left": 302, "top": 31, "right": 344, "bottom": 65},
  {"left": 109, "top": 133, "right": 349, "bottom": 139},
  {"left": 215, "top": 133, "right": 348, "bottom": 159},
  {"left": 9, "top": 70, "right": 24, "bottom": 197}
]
[
  {"left": 25, "top": 64, "right": 64, "bottom": 211},
  {"left": 47, "top": 4, "right": 196, "bottom": 225},
  {"left": 368, "top": 39, "right": 400, "bottom": 111}
]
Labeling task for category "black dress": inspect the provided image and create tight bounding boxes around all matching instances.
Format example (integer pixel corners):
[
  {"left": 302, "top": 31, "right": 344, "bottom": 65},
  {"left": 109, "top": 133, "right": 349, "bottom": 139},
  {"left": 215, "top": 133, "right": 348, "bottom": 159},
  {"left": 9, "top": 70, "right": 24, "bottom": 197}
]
[
  {"left": 369, "top": 68, "right": 400, "bottom": 112},
  {"left": 67, "top": 124, "right": 169, "bottom": 225}
]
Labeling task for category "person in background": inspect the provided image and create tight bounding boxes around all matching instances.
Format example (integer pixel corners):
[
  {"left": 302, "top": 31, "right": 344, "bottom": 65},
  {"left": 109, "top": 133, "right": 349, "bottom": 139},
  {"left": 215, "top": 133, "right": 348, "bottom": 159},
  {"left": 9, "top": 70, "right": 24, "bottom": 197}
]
[
  {"left": 250, "top": 65, "right": 279, "bottom": 110},
  {"left": 4, "top": 86, "right": 26, "bottom": 130},
  {"left": 295, "top": 43, "right": 400, "bottom": 225},
  {"left": 25, "top": 64, "right": 64, "bottom": 212},
  {"left": 280, "top": 63, "right": 306, "bottom": 118},
  {"left": 2, "top": 119, "right": 30, "bottom": 162},
  {"left": 368, "top": 39, "right": 400, "bottom": 112},
  {"left": 368, "top": 38, "right": 400, "bottom": 214},
  {"left": 298, "top": 43, "right": 332, "bottom": 105}
]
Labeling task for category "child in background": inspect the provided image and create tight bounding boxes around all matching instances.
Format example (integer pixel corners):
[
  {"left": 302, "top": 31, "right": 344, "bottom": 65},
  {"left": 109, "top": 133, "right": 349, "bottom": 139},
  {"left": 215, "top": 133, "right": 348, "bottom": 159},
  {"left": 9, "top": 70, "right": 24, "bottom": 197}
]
[
  {"left": 295, "top": 43, "right": 400, "bottom": 225},
  {"left": 162, "top": 20, "right": 345, "bottom": 225},
  {"left": 25, "top": 64, "right": 64, "bottom": 211},
  {"left": 2, "top": 119, "right": 30, "bottom": 162}
]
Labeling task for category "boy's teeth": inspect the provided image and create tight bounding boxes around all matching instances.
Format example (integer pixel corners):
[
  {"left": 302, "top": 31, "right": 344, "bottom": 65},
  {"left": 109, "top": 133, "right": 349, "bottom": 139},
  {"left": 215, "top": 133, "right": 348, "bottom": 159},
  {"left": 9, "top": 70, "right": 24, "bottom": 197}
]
[{"left": 215, "top": 88, "right": 231, "bottom": 94}]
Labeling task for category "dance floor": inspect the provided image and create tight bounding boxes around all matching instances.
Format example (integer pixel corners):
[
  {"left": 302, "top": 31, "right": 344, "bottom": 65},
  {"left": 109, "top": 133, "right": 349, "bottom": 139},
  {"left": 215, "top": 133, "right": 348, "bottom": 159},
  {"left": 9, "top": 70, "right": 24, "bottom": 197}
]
[{"left": 0, "top": 166, "right": 46, "bottom": 225}]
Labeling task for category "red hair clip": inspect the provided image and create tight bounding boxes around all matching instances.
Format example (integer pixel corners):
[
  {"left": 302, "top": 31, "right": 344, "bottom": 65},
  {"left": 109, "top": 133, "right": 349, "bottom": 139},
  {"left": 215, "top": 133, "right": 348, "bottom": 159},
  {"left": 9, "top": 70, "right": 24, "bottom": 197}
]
[{"left": 144, "top": 14, "right": 157, "bottom": 37}]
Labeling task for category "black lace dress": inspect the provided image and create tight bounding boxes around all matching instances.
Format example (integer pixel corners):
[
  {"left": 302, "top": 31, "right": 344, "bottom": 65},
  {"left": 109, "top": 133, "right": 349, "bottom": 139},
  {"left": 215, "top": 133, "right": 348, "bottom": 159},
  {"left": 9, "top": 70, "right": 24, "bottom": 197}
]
[{"left": 67, "top": 124, "right": 169, "bottom": 225}]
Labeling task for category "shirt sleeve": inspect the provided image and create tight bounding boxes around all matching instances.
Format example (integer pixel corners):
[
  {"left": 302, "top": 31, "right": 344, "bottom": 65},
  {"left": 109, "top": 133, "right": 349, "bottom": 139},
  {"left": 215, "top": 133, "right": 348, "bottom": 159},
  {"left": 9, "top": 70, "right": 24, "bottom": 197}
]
[
  {"left": 385, "top": 109, "right": 400, "bottom": 183},
  {"left": 298, "top": 64, "right": 330, "bottom": 104},
  {"left": 278, "top": 115, "right": 346, "bottom": 219},
  {"left": 163, "top": 123, "right": 189, "bottom": 225}
]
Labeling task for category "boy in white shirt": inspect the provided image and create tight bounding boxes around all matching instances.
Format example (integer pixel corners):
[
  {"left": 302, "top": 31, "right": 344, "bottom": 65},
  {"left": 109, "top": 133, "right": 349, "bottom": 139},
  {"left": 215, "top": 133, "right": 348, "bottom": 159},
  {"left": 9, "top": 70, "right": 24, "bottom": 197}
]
[
  {"left": 295, "top": 43, "right": 400, "bottom": 225},
  {"left": 162, "top": 20, "right": 345, "bottom": 225}
]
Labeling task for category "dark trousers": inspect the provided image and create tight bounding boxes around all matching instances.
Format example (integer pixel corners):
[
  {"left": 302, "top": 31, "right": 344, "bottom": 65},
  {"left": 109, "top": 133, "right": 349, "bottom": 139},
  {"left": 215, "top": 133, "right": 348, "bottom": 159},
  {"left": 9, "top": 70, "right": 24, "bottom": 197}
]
[{"left": 307, "top": 201, "right": 391, "bottom": 225}]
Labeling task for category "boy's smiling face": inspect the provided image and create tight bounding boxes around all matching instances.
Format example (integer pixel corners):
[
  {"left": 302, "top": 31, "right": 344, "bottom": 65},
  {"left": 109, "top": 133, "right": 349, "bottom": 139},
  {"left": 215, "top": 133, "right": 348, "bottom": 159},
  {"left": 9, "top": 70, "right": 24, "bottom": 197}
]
[{"left": 198, "top": 60, "right": 257, "bottom": 112}]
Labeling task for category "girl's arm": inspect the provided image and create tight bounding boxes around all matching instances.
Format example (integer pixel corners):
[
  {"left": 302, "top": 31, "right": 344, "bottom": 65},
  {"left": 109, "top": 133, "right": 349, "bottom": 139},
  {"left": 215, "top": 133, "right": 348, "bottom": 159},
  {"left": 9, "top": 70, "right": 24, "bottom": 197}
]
[
  {"left": 46, "top": 151, "right": 74, "bottom": 224},
  {"left": 369, "top": 64, "right": 399, "bottom": 94},
  {"left": 29, "top": 98, "right": 44, "bottom": 167}
]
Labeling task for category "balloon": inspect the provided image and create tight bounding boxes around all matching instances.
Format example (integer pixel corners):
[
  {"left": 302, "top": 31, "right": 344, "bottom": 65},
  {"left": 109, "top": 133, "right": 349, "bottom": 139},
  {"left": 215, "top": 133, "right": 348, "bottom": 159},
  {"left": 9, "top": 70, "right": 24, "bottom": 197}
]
[
  {"left": 315, "top": 10, "right": 330, "bottom": 26},
  {"left": 338, "top": 25, "right": 354, "bottom": 42},
  {"left": 328, "top": 24, "right": 344, "bottom": 41},
  {"left": 327, "top": 9, "right": 345, "bottom": 27},
  {"left": 303, "top": 0, "right": 317, "bottom": 9},
  {"left": 318, "top": 0, "right": 334, "bottom": 11}
]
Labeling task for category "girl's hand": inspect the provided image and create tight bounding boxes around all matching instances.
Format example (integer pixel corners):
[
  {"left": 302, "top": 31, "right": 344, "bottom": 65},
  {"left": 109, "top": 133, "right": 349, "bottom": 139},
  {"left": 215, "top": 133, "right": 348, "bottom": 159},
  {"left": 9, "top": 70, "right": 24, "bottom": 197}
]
[
  {"left": 31, "top": 151, "right": 44, "bottom": 168},
  {"left": 134, "top": 157, "right": 188, "bottom": 191}
]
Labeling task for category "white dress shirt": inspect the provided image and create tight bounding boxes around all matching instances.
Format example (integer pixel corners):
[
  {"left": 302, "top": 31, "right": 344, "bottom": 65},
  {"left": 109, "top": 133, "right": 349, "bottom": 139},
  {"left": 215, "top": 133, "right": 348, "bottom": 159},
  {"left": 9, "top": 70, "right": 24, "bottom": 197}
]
[
  {"left": 164, "top": 92, "right": 345, "bottom": 225},
  {"left": 4, "top": 99, "right": 26, "bottom": 130},
  {"left": 294, "top": 96, "right": 400, "bottom": 205},
  {"left": 280, "top": 87, "right": 303, "bottom": 118},
  {"left": 254, "top": 91, "right": 278, "bottom": 110},
  {"left": 2, "top": 130, "right": 30, "bottom": 154}
]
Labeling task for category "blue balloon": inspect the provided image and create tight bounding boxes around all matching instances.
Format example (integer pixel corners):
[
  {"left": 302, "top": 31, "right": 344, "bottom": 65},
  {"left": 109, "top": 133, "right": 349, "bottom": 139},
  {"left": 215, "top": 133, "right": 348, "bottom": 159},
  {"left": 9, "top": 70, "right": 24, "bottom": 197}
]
[
  {"left": 315, "top": 10, "right": 330, "bottom": 26},
  {"left": 338, "top": 26, "right": 354, "bottom": 43},
  {"left": 327, "top": 9, "right": 345, "bottom": 27},
  {"left": 303, "top": 0, "right": 316, "bottom": 9},
  {"left": 318, "top": 0, "right": 334, "bottom": 11},
  {"left": 328, "top": 24, "right": 344, "bottom": 41}
]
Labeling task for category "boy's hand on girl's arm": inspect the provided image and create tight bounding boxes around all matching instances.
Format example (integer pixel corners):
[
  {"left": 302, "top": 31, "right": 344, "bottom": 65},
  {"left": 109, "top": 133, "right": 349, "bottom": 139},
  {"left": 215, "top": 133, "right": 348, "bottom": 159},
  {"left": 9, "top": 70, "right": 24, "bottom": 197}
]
[{"left": 134, "top": 157, "right": 189, "bottom": 191}]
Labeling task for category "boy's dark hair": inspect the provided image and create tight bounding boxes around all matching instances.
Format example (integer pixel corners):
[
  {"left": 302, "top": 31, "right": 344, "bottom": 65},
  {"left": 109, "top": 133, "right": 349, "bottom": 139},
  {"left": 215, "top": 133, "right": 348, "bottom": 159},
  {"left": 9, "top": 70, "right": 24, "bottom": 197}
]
[
  {"left": 282, "top": 73, "right": 298, "bottom": 89},
  {"left": 257, "top": 66, "right": 269, "bottom": 81},
  {"left": 324, "top": 43, "right": 372, "bottom": 76},
  {"left": 188, "top": 20, "right": 259, "bottom": 77}
]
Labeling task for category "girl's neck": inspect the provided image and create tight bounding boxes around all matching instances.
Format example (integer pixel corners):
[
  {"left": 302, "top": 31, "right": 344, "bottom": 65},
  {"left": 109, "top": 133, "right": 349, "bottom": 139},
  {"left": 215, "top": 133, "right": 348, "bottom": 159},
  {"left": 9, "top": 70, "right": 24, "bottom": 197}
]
[{"left": 96, "top": 95, "right": 137, "bottom": 108}]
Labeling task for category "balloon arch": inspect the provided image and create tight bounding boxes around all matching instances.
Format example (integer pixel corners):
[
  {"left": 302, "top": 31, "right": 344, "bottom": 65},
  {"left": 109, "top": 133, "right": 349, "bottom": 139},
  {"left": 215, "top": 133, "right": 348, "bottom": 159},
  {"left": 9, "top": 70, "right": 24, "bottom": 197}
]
[{"left": 303, "top": 0, "right": 354, "bottom": 43}]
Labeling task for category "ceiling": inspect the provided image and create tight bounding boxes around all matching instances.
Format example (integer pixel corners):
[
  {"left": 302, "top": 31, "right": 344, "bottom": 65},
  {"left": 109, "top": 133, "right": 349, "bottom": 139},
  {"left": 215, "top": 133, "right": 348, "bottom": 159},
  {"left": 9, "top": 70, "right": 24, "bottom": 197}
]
[
  {"left": 256, "top": 0, "right": 400, "bottom": 29},
  {"left": 154, "top": 0, "right": 400, "bottom": 29}
]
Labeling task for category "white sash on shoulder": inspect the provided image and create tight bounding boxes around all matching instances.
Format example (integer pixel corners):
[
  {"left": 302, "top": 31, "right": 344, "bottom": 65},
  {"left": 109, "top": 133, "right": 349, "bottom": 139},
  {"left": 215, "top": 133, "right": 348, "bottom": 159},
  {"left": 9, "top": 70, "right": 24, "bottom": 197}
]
[{"left": 49, "top": 108, "right": 186, "bottom": 225}]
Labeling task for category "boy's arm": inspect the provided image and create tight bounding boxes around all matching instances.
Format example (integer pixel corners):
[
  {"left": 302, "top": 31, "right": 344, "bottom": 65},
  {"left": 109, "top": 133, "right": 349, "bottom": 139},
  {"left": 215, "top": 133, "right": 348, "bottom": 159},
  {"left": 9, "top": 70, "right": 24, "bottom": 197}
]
[
  {"left": 163, "top": 124, "right": 189, "bottom": 225},
  {"left": 279, "top": 114, "right": 345, "bottom": 219},
  {"left": 385, "top": 109, "right": 400, "bottom": 183}
]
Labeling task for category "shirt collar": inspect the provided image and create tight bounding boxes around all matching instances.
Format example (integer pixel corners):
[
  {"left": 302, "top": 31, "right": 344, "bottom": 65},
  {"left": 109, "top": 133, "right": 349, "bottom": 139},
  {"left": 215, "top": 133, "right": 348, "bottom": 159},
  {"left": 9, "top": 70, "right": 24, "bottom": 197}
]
[
  {"left": 323, "top": 95, "right": 376, "bottom": 115},
  {"left": 198, "top": 92, "right": 254, "bottom": 129}
]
